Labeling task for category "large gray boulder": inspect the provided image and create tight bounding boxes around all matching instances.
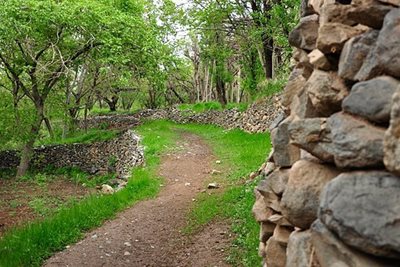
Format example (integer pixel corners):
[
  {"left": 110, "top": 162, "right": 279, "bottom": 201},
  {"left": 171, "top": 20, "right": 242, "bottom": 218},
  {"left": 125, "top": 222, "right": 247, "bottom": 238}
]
[
  {"left": 261, "top": 168, "right": 289, "bottom": 197},
  {"left": 305, "top": 70, "right": 349, "bottom": 116},
  {"left": 280, "top": 67, "right": 308, "bottom": 111},
  {"left": 356, "top": 9, "right": 400, "bottom": 80},
  {"left": 327, "top": 112, "right": 386, "bottom": 168},
  {"left": 378, "top": 0, "right": 400, "bottom": 6},
  {"left": 384, "top": 91, "right": 400, "bottom": 175},
  {"left": 348, "top": 0, "right": 393, "bottom": 29},
  {"left": 320, "top": 0, "right": 393, "bottom": 29},
  {"left": 342, "top": 76, "right": 399, "bottom": 123},
  {"left": 289, "top": 118, "right": 334, "bottom": 162},
  {"left": 265, "top": 237, "right": 287, "bottom": 267},
  {"left": 338, "top": 30, "right": 379, "bottom": 81},
  {"left": 317, "top": 23, "right": 369, "bottom": 54},
  {"left": 281, "top": 160, "right": 340, "bottom": 229},
  {"left": 290, "top": 88, "right": 320, "bottom": 119},
  {"left": 286, "top": 230, "right": 315, "bottom": 267},
  {"left": 319, "top": 171, "right": 400, "bottom": 258},
  {"left": 289, "top": 14, "right": 319, "bottom": 51},
  {"left": 312, "top": 220, "right": 398, "bottom": 267},
  {"left": 271, "top": 117, "right": 301, "bottom": 167}
]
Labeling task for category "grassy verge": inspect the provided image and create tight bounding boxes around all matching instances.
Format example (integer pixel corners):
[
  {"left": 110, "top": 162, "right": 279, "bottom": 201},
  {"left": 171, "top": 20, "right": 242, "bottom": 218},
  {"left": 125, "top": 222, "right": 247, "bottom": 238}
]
[
  {"left": 173, "top": 123, "right": 271, "bottom": 266},
  {"left": 178, "top": 101, "right": 249, "bottom": 113},
  {"left": 37, "top": 128, "right": 119, "bottom": 146},
  {"left": 0, "top": 120, "right": 269, "bottom": 266},
  {"left": 0, "top": 121, "right": 178, "bottom": 267}
]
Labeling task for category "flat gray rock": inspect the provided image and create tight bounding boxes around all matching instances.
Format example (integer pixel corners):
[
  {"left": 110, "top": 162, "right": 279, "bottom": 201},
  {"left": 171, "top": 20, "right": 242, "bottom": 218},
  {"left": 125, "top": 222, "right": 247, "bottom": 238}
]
[
  {"left": 319, "top": 171, "right": 400, "bottom": 258},
  {"left": 312, "top": 220, "right": 398, "bottom": 266},
  {"left": 342, "top": 76, "right": 399, "bottom": 123},
  {"left": 327, "top": 112, "right": 386, "bottom": 168},
  {"left": 356, "top": 9, "right": 400, "bottom": 80},
  {"left": 384, "top": 91, "right": 400, "bottom": 175},
  {"left": 289, "top": 14, "right": 319, "bottom": 51},
  {"left": 281, "top": 160, "right": 340, "bottom": 229},
  {"left": 338, "top": 30, "right": 379, "bottom": 81}
]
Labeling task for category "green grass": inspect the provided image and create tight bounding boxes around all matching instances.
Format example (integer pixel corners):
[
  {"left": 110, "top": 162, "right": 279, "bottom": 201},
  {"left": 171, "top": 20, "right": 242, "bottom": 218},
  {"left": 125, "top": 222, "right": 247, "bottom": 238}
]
[
  {"left": 172, "top": 123, "right": 271, "bottom": 266},
  {"left": 37, "top": 128, "right": 119, "bottom": 146},
  {"left": 177, "top": 101, "right": 223, "bottom": 112},
  {"left": 178, "top": 101, "right": 249, "bottom": 113},
  {"left": 253, "top": 78, "right": 287, "bottom": 101},
  {"left": 0, "top": 120, "right": 270, "bottom": 267},
  {"left": 0, "top": 121, "right": 179, "bottom": 267}
]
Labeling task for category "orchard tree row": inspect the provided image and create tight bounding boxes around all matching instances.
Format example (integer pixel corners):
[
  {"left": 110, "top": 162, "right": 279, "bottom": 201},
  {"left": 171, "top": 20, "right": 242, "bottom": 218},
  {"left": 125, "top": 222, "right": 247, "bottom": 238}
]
[{"left": 0, "top": 0, "right": 300, "bottom": 176}]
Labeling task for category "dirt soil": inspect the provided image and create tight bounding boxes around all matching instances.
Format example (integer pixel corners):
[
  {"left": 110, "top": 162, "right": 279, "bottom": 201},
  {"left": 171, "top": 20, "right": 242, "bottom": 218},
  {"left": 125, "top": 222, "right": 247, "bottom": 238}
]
[
  {"left": 0, "top": 178, "right": 90, "bottom": 236},
  {"left": 45, "top": 132, "right": 233, "bottom": 267}
]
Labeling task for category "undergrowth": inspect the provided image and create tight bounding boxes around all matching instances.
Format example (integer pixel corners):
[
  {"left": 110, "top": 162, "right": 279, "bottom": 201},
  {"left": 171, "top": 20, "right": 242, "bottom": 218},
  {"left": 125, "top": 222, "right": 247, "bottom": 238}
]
[
  {"left": 0, "top": 120, "right": 270, "bottom": 267},
  {"left": 177, "top": 101, "right": 248, "bottom": 113},
  {"left": 0, "top": 121, "right": 178, "bottom": 267},
  {"left": 174, "top": 123, "right": 271, "bottom": 266},
  {"left": 37, "top": 128, "right": 118, "bottom": 146}
]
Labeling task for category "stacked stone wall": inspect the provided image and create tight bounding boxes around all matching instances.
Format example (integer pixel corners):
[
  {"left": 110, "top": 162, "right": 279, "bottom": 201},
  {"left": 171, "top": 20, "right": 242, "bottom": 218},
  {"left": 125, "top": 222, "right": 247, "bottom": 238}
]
[
  {"left": 0, "top": 130, "right": 144, "bottom": 179},
  {"left": 80, "top": 95, "right": 283, "bottom": 134},
  {"left": 252, "top": 1, "right": 400, "bottom": 266}
]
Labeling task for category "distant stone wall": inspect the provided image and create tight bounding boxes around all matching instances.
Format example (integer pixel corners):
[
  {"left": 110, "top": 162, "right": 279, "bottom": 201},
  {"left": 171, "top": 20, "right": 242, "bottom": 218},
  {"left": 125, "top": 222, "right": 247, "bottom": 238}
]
[
  {"left": 252, "top": 1, "right": 400, "bottom": 266},
  {"left": 80, "top": 95, "right": 283, "bottom": 133},
  {"left": 0, "top": 130, "right": 144, "bottom": 179}
]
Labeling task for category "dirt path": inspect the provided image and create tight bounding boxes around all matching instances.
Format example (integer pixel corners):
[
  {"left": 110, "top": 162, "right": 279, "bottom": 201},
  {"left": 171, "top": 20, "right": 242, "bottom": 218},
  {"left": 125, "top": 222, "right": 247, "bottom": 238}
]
[{"left": 45, "top": 132, "right": 232, "bottom": 267}]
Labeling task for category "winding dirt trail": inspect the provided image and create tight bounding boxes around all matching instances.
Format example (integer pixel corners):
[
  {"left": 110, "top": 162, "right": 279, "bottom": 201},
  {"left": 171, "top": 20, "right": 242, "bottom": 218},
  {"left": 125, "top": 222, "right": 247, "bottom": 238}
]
[{"left": 45, "top": 132, "right": 232, "bottom": 267}]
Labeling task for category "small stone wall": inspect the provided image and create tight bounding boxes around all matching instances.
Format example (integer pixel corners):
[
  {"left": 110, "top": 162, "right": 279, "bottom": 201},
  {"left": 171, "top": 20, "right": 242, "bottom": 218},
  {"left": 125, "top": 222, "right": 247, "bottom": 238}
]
[
  {"left": 252, "top": 1, "right": 400, "bottom": 266},
  {"left": 81, "top": 96, "right": 283, "bottom": 133},
  {"left": 0, "top": 130, "right": 144, "bottom": 179}
]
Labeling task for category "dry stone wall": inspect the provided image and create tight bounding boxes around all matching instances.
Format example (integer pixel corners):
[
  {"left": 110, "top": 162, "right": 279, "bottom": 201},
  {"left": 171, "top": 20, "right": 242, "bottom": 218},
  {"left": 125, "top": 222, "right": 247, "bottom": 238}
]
[
  {"left": 0, "top": 130, "right": 144, "bottom": 179},
  {"left": 80, "top": 96, "right": 283, "bottom": 134},
  {"left": 253, "top": 0, "right": 400, "bottom": 266}
]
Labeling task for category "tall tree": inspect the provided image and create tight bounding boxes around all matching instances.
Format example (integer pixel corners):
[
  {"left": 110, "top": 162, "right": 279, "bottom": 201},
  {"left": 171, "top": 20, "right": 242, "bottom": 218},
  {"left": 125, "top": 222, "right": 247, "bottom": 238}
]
[{"left": 0, "top": 0, "right": 152, "bottom": 176}]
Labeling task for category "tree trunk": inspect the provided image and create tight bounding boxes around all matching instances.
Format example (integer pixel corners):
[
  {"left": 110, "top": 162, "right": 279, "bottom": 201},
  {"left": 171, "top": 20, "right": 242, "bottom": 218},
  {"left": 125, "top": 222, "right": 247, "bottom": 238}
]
[
  {"left": 43, "top": 117, "right": 54, "bottom": 139},
  {"left": 17, "top": 106, "right": 43, "bottom": 177}
]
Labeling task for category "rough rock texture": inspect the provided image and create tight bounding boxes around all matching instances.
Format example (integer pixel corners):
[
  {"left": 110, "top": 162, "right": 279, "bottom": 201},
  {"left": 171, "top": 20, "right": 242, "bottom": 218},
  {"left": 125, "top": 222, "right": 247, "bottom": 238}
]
[
  {"left": 384, "top": 92, "right": 400, "bottom": 175},
  {"left": 289, "top": 14, "right": 320, "bottom": 51},
  {"left": 320, "top": 0, "right": 393, "bottom": 29},
  {"left": 317, "top": 23, "right": 368, "bottom": 54},
  {"left": 338, "top": 30, "right": 379, "bottom": 81},
  {"left": 281, "top": 68, "right": 308, "bottom": 110},
  {"left": 308, "top": 49, "right": 333, "bottom": 70},
  {"left": 0, "top": 130, "right": 144, "bottom": 179},
  {"left": 305, "top": 70, "right": 348, "bottom": 116},
  {"left": 265, "top": 237, "right": 287, "bottom": 267},
  {"left": 253, "top": 1, "right": 400, "bottom": 265},
  {"left": 311, "top": 220, "right": 397, "bottom": 267},
  {"left": 327, "top": 112, "right": 386, "bottom": 168},
  {"left": 260, "top": 168, "right": 289, "bottom": 197},
  {"left": 320, "top": 171, "right": 400, "bottom": 258},
  {"left": 356, "top": 9, "right": 400, "bottom": 80},
  {"left": 281, "top": 160, "right": 340, "bottom": 229},
  {"left": 271, "top": 118, "right": 301, "bottom": 167},
  {"left": 286, "top": 230, "right": 315, "bottom": 267},
  {"left": 342, "top": 76, "right": 399, "bottom": 123},
  {"left": 273, "top": 224, "right": 294, "bottom": 245},
  {"left": 289, "top": 118, "right": 333, "bottom": 162},
  {"left": 378, "top": 0, "right": 400, "bottom": 6},
  {"left": 290, "top": 88, "right": 320, "bottom": 119},
  {"left": 80, "top": 96, "right": 282, "bottom": 134}
]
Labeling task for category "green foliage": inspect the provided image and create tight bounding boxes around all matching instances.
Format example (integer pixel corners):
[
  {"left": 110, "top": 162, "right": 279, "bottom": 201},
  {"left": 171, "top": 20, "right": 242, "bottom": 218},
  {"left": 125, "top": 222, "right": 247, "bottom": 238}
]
[
  {"left": 254, "top": 78, "right": 288, "bottom": 100},
  {"left": 177, "top": 101, "right": 223, "bottom": 113},
  {"left": 178, "top": 101, "right": 249, "bottom": 113},
  {"left": 174, "top": 123, "right": 271, "bottom": 266},
  {"left": 0, "top": 120, "right": 180, "bottom": 267},
  {"left": 37, "top": 128, "right": 118, "bottom": 146},
  {"left": 225, "top": 103, "right": 249, "bottom": 112}
]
